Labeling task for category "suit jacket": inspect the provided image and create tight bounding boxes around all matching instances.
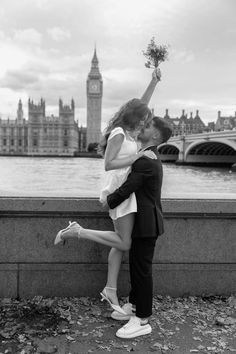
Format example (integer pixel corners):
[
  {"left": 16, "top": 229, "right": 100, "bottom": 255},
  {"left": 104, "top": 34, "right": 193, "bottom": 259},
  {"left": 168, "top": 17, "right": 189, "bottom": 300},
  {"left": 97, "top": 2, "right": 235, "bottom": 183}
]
[{"left": 107, "top": 146, "right": 164, "bottom": 239}]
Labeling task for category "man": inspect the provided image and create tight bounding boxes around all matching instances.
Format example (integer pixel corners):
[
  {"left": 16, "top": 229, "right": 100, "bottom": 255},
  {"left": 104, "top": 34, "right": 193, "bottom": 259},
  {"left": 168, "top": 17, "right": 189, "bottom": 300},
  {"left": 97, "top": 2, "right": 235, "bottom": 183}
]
[{"left": 106, "top": 116, "right": 172, "bottom": 339}]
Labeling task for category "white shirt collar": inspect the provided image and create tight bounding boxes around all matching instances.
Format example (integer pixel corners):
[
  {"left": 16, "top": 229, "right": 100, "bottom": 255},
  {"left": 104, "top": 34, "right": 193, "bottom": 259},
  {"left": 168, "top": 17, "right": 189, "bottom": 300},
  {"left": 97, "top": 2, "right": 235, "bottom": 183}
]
[{"left": 139, "top": 144, "right": 156, "bottom": 152}]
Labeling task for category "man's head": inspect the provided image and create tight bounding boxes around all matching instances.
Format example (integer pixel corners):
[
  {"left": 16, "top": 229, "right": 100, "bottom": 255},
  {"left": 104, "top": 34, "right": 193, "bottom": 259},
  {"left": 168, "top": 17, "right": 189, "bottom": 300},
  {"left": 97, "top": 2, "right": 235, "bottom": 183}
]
[{"left": 138, "top": 116, "right": 172, "bottom": 146}]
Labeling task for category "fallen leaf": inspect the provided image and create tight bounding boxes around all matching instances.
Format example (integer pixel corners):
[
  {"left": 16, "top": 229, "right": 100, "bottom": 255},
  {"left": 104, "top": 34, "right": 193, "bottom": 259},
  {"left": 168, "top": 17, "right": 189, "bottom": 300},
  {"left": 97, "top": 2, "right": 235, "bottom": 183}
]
[
  {"left": 197, "top": 345, "right": 205, "bottom": 350},
  {"left": 66, "top": 335, "right": 75, "bottom": 341},
  {"left": 215, "top": 316, "right": 236, "bottom": 326},
  {"left": 193, "top": 336, "right": 202, "bottom": 341}
]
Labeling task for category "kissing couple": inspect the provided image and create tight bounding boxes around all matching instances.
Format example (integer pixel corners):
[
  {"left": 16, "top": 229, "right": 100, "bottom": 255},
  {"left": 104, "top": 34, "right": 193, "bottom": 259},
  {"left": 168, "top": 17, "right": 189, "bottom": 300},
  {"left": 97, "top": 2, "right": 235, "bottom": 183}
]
[{"left": 54, "top": 68, "right": 172, "bottom": 339}]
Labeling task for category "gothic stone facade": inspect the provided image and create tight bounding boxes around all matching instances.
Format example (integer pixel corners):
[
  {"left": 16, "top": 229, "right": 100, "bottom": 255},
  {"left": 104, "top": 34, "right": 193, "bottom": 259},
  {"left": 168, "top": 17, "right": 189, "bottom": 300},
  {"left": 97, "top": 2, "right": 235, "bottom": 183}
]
[
  {"left": 0, "top": 100, "right": 28, "bottom": 155},
  {"left": 0, "top": 99, "right": 84, "bottom": 156}
]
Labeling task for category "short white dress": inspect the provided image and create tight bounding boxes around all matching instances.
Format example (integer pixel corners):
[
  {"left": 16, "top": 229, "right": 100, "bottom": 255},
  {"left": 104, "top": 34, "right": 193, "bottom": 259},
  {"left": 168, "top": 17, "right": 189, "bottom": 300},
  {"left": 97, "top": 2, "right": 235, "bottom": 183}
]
[{"left": 99, "top": 127, "right": 138, "bottom": 220}]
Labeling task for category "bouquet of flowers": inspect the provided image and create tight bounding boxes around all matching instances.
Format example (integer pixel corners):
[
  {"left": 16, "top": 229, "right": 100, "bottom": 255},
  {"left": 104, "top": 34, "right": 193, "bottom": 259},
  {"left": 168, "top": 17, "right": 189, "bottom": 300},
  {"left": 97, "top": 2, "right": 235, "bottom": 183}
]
[{"left": 143, "top": 37, "right": 169, "bottom": 68}]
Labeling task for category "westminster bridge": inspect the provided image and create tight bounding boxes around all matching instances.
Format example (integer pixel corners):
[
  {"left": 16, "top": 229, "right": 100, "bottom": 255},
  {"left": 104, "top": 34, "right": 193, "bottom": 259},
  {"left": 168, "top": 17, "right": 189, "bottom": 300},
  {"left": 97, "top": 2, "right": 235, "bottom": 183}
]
[{"left": 158, "top": 130, "right": 236, "bottom": 166}]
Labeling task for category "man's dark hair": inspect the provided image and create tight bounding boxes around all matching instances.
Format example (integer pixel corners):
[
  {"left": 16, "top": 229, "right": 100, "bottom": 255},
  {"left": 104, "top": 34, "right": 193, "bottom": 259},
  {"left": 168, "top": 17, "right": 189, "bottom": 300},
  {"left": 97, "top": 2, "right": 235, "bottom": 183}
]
[{"left": 152, "top": 116, "right": 172, "bottom": 143}]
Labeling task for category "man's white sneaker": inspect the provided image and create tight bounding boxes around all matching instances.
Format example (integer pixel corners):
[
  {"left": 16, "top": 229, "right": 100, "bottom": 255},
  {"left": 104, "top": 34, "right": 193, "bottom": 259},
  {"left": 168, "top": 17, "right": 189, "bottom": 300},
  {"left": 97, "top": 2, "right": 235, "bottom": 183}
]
[
  {"left": 116, "top": 316, "right": 152, "bottom": 339},
  {"left": 111, "top": 303, "right": 135, "bottom": 321}
]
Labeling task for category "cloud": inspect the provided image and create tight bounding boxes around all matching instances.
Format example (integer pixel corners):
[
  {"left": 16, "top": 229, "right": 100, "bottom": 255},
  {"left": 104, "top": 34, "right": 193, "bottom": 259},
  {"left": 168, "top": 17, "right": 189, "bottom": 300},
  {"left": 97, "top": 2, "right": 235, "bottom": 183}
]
[
  {"left": 0, "top": 38, "right": 29, "bottom": 76},
  {"left": 47, "top": 27, "right": 71, "bottom": 42},
  {"left": 170, "top": 99, "right": 205, "bottom": 108},
  {"left": 227, "top": 28, "right": 236, "bottom": 35},
  {"left": 13, "top": 28, "right": 42, "bottom": 46},
  {"left": 35, "top": 0, "right": 52, "bottom": 10},
  {"left": 0, "top": 31, "right": 5, "bottom": 40},
  {"left": 0, "top": 0, "right": 235, "bottom": 126},
  {"left": 170, "top": 48, "right": 195, "bottom": 63},
  {"left": 0, "top": 7, "right": 5, "bottom": 20},
  {"left": 0, "top": 70, "right": 39, "bottom": 90}
]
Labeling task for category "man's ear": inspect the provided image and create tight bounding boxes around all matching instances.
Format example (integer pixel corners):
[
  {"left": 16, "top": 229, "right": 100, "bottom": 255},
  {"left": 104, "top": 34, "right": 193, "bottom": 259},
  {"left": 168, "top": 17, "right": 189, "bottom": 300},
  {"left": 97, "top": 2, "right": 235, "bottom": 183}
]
[{"left": 153, "top": 130, "right": 161, "bottom": 140}]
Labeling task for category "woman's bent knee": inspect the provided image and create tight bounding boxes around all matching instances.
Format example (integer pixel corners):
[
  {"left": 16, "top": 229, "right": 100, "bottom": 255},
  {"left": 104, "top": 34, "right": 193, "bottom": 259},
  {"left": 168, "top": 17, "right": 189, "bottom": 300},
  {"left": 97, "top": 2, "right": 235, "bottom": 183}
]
[{"left": 122, "top": 240, "right": 132, "bottom": 251}]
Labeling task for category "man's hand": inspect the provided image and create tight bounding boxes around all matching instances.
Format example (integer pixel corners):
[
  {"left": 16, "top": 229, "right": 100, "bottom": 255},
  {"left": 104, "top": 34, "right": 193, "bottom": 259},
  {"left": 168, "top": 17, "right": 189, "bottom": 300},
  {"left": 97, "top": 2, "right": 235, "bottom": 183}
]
[
  {"left": 143, "top": 150, "right": 157, "bottom": 160},
  {"left": 102, "top": 199, "right": 109, "bottom": 210}
]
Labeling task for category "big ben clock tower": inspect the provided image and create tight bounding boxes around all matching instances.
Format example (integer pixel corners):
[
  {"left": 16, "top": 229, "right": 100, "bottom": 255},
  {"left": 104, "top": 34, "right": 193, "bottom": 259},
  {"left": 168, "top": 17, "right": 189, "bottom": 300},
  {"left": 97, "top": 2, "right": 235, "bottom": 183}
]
[{"left": 86, "top": 48, "right": 103, "bottom": 147}]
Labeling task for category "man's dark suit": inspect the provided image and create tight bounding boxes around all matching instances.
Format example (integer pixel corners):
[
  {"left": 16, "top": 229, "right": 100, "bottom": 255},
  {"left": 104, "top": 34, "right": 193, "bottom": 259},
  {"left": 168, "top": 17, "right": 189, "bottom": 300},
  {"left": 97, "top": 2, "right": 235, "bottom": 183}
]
[{"left": 107, "top": 146, "right": 164, "bottom": 318}]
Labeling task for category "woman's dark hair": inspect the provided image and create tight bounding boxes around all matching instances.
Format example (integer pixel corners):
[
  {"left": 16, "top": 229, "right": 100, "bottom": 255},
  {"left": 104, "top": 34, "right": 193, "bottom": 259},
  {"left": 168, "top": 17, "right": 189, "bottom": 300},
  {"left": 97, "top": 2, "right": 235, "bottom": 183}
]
[
  {"left": 99, "top": 98, "right": 151, "bottom": 155},
  {"left": 152, "top": 116, "right": 173, "bottom": 143}
]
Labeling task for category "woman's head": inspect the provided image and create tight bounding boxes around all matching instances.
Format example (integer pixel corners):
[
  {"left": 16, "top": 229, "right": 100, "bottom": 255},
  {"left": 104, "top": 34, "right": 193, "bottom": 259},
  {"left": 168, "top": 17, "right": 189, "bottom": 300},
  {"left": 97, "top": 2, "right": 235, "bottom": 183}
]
[
  {"left": 99, "top": 98, "right": 151, "bottom": 154},
  {"left": 121, "top": 98, "right": 151, "bottom": 130}
]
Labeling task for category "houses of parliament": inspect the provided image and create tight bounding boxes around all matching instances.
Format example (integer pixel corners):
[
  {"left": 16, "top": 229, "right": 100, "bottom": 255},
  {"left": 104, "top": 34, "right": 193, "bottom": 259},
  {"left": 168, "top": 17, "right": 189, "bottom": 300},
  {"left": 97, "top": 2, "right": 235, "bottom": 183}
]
[{"left": 0, "top": 49, "right": 103, "bottom": 156}]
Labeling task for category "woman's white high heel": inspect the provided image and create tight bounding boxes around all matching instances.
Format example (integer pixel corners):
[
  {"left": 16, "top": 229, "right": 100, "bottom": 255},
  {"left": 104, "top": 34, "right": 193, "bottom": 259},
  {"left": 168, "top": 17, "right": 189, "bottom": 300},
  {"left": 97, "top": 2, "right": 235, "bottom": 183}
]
[
  {"left": 100, "top": 287, "right": 126, "bottom": 315},
  {"left": 54, "top": 221, "right": 81, "bottom": 245}
]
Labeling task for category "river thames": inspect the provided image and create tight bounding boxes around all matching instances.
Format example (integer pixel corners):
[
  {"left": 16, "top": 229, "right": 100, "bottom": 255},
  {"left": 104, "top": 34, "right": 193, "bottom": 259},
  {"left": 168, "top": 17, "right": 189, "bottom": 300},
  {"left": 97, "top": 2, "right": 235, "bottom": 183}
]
[{"left": 0, "top": 156, "right": 235, "bottom": 199}]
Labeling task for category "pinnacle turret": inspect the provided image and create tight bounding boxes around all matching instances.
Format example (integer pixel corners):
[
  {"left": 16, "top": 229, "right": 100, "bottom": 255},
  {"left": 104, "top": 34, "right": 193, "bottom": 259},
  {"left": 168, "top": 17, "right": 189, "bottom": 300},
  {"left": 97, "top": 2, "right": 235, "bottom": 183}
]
[
  {"left": 17, "top": 99, "right": 23, "bottom": 121},
  {"left": 59, "top": 98, "right": 75, "bottom": 116}
]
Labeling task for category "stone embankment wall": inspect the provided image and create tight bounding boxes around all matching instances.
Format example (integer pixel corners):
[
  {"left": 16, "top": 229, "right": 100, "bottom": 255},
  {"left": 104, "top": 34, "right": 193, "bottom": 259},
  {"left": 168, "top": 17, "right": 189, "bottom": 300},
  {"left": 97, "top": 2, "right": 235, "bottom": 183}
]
[{"left": 0, "top": 198, "right": 235, "bottom": 298}]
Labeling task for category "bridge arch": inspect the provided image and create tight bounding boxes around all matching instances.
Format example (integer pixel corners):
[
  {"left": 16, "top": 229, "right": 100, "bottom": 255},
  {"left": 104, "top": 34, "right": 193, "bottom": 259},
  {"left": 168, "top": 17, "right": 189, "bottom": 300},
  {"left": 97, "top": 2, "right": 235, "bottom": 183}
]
[
  {"left": 157, "top": 143, "right": 179, "bottom": 161},
  {"left": 184, "top": 139, "right": 236, "bottom": 164}
]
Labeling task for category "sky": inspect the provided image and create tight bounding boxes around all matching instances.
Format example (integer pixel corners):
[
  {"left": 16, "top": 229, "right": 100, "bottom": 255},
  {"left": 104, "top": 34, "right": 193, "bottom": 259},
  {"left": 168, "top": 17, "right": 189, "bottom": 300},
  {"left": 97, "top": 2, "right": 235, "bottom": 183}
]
[{"left": 0, "top": 0, "right": 236, "bottom": 129}]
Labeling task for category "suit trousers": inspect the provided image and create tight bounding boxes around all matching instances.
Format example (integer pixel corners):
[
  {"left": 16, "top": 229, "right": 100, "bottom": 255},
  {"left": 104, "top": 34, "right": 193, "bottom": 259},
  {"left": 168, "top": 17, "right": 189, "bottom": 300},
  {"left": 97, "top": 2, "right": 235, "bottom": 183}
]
[{"left": 129, "top": 237, "right": 157, "bottom": 318}]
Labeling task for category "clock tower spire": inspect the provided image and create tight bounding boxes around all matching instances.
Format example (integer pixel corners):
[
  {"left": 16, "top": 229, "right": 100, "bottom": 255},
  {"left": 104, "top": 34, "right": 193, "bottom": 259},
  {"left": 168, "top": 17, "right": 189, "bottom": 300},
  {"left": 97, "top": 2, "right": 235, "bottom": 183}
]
[{"left": 86, "top": 47, "right": 103, "bottom": 148}]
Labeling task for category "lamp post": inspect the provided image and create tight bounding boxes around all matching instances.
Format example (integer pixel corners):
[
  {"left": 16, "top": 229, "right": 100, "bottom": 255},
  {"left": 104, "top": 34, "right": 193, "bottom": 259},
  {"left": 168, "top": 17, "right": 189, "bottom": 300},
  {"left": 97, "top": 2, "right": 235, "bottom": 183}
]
[{"left": 181, "top": 121, "right": 185, "bottom": 137}]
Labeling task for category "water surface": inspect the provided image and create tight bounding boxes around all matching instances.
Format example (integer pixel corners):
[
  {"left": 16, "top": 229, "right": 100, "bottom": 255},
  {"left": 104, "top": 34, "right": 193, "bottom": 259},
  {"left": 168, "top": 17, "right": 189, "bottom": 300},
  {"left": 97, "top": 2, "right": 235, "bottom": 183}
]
[{"left": 0, "top": 156, "right": 235, "bottom": 199}]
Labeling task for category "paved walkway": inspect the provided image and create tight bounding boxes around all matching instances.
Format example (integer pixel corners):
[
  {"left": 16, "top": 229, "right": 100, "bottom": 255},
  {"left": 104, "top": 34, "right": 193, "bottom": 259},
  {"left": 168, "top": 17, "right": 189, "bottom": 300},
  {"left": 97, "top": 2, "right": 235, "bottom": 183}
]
[{"left": 0, "top": 295, "right": 236, "bottom": 354}]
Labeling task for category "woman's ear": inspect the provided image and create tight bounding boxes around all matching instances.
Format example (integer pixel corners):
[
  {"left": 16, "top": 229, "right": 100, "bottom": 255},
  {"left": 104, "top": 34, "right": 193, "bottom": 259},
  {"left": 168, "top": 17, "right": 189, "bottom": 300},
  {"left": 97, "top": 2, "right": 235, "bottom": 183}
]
[{"left": 153, "top": 130, "right": 162, "bottom": 143}]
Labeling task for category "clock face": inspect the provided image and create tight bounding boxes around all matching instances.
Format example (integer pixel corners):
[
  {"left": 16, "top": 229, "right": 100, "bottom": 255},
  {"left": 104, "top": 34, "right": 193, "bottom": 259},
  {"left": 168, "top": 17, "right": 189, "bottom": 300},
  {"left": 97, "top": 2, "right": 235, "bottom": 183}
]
[{"left": 89, "top": 81, "right": 100, "bottom": 93}]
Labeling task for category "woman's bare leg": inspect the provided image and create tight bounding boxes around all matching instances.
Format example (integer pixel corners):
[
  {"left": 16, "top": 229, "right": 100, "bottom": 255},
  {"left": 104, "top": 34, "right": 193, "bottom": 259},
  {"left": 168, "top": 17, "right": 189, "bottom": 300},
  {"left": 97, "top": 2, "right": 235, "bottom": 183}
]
[
  {"left": 61, "top": 213, "right": 135, "bottom": 251},
  {"left": 57, "top": 214, "right": 135, "bottom": 308},
  {"left": 103, "top": 213, "right": 135, "bottom": 305}
]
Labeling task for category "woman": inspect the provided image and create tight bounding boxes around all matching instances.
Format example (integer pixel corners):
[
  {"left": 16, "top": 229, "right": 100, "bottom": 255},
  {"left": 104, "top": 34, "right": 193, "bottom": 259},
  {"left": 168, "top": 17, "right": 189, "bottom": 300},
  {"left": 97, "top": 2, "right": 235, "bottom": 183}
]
[{"left": 54, "top": 69, "right": 161, "bottom": 314}]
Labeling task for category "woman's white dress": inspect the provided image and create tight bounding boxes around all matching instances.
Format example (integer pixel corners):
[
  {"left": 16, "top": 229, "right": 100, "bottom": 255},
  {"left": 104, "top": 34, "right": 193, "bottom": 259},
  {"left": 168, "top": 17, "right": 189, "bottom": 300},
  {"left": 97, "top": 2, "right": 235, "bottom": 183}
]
[{"left": 99, "top": 127, "right": 138, "bottom": 220}]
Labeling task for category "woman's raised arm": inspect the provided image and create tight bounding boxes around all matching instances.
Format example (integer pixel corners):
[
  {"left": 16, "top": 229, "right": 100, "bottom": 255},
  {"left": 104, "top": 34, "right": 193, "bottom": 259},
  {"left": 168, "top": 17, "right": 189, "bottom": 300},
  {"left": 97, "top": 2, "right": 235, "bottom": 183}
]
[{"left": 140, "top": 68, "right": 161, "bottom": 105}]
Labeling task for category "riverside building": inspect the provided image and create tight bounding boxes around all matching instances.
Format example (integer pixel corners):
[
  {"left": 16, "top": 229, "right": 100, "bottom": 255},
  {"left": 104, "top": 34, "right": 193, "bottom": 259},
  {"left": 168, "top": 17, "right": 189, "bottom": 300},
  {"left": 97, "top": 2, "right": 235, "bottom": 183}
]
[
  {"left": 163, "top": 109, "right": 206, "bottom": 136},
  {"left": 0, "top": 98, "right": 83, "bottom": 156},
  {"left": 215, "top": 111, "right": 236, "bottom": 131}
]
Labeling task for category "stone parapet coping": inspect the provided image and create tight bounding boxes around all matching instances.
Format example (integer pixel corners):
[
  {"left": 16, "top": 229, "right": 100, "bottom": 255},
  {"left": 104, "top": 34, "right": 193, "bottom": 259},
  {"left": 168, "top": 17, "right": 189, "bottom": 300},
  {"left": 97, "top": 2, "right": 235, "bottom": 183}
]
[{"left": 0, "top": 197, "right": 235, "bottom": 215}]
